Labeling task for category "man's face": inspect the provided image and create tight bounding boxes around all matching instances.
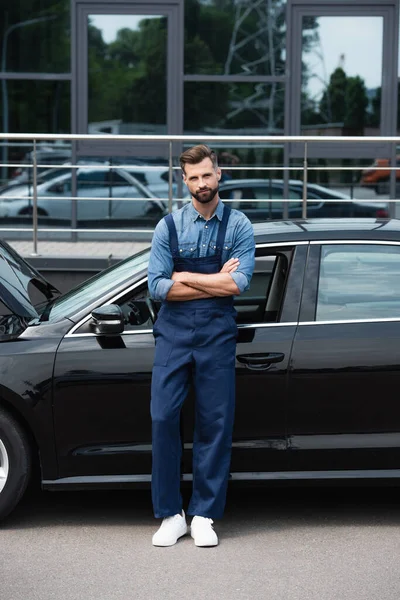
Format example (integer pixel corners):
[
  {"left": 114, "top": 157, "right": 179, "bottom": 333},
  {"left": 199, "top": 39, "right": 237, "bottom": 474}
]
[{"left": 183, "top": 157, "right": 221, "bottom": 204}]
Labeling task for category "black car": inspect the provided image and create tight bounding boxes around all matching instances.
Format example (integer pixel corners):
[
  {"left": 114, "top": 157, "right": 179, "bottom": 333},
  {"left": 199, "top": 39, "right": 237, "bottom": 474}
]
[
  {"left": 217, "top": 179, "right": 389, "bottom": 221},
  {"left": 2, "top": 218, "right": 400, "bottom": 520}
]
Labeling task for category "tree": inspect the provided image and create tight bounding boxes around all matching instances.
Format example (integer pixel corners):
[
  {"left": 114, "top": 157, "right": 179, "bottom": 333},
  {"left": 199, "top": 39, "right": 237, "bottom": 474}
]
[
  {"left": 317, "top": 68, "right": 369, "bottom": 134},
  {"left": 344, "top": 76, "right": 368, "bottom": 132},
  {"left": 319, "top": 67, "right": 347, "bottom": 124}
]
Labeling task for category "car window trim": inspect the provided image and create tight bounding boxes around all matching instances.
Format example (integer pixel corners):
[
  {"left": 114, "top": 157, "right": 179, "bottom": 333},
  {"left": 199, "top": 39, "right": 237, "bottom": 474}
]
[
  {"left": 66, "top": 277, "right": 148, "bottom": 336},
  {"left": 310, "top": 240, "right": 400, "bottom": 246},
  {"left": 66, "top": 241, "right": 308, "bottom": 338},
  {"left": 69, "top": 321, "right": 300, "bottom": 338},
  {"left": 302, "top": 239, "right": 400, "bottom": 324},
  {"left": 300, "top": 317, "right": 400, "bottom": 326}
]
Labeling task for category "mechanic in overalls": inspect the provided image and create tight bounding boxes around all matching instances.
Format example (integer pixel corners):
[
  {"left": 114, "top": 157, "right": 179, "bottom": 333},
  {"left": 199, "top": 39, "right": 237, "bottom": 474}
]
[{"left": 148, "top": 144, "right": 255, "bottom": 547}]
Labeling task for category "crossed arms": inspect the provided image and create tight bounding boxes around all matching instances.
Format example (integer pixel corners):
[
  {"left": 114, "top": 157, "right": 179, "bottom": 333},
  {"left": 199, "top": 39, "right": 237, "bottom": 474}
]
[
  {"left": 147, "top": 215, "right": 255, "bottom": 302},
  {"left": 166, "top": 258, "right": 240, "bottom": 301}
]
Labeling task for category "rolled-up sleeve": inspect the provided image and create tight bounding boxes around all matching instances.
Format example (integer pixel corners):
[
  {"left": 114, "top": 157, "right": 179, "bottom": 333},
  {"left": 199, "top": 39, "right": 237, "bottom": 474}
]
[
  {"left": 148, "top": 219, "right": 175, "bottom": 301},
  {"left": 229, "top": 216, "right": 255, "bottom": 294}
]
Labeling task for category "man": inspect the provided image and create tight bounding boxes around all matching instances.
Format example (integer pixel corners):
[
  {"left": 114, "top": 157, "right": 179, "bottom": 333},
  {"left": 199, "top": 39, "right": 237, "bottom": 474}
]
[{"left": 148, "top": 144, "right": 255, "bottom": 547}]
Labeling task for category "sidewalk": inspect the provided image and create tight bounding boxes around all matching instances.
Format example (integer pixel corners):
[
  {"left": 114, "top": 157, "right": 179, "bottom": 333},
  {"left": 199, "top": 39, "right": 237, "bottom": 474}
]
[{"left": 8, "top": 240, "right": 150, "bottom": 259}]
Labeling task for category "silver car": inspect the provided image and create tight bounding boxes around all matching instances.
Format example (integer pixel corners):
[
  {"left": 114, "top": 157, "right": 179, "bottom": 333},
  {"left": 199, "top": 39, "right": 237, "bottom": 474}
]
[{"left": 0, "top": 167, "right": 166, "bottom": 221}]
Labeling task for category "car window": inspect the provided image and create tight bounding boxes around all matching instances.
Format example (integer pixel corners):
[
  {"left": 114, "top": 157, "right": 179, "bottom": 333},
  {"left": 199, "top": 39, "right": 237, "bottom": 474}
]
[
  {"left": 235, "top": 251, "right": 291, "bottom": 324},
  {"left": 253, "top": 187, "right": 301, "bottom": 200},
  {"left": 316, "top": 244, "right": 400, "bottom": 321},
  {"left": 252, "top": 187, "right": 301, "bottom": 210},
  {"left": 108, "top": 171, "right": 130, "bottom": 187},
  {"left": 73, "top": 249, "right": 291, "bottom": 334},
  {"left": 77, "top": 170, "right": 107, "bottom": 187},
  {"left": 75, "top": 170, "right": 142, "bottom": 198},
  {"left": 45, "top": 249, "right": 150, "bottom": 322},
  {"left": 47, "top": 174, "right": 72, "bottom": 194},
  {"left": 75, "top": 282, "right": 154, "bottom": 334}
]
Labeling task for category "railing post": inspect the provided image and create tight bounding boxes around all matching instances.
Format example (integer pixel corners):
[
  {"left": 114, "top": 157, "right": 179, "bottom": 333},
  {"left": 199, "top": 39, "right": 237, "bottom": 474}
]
[
  {"left": 282, "top": 142, "right": 289, "bottom": 219},
  {"left": 31, "top": 139, "right": 39, "bottom": 256},
  {"left": 389, "top": 141, "right": 397, "bottom": 218},
  {"left": 71, "top": 140, "right": 77, "bottom": 242},
  {"left": 302, "top": 142, "right": 308, "bottom": 219},
  {"left": 168, "top": 141, "right": 173, "bottom": 214}
]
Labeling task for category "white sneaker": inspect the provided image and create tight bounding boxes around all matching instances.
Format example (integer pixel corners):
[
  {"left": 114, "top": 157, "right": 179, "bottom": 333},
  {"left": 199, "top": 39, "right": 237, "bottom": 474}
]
[
  {"left": 152, "top": 511, "right": 188, "bottom": 547},
  {"left": 190, "top": 516, "right": 218, "bottom": 547}
]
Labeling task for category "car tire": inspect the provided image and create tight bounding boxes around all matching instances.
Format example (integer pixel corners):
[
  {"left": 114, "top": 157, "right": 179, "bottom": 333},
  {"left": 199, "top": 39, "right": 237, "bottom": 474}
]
[
  {"left": 0, "top": 407, "right": 31, "bottom": 521},
  {"left": 18, "top": 207, "right": 47, "bottom": 216}
]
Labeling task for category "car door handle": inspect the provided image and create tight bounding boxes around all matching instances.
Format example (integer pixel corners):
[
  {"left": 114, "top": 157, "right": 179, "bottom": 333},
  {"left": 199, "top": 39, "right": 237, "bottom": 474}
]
[{"left": 236, "top": 352, "right": 285, "bottom": 369}]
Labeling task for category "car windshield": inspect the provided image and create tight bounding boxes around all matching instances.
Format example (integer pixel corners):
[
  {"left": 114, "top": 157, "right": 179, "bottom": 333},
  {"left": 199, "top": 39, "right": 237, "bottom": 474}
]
[{"left": 39, "top": 248, "right": 150, "bottom": 322}]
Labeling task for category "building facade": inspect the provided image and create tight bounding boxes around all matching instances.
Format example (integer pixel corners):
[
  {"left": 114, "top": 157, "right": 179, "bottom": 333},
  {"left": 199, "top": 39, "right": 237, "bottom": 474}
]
[{"left": 1, "top": 0, "right": 399, "bottom": 184}]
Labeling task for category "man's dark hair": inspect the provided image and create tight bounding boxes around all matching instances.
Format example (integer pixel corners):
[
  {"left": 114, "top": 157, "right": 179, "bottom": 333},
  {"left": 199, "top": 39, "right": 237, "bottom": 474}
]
[{"left": 180, "top": 144, "right": 218, "bottom": 174}]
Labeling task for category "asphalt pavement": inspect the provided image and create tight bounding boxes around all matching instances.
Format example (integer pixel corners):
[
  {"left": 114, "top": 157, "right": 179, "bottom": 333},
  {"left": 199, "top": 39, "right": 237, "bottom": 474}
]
[{"left": 2, "top": 485, "right": 400, "bottom": 600}]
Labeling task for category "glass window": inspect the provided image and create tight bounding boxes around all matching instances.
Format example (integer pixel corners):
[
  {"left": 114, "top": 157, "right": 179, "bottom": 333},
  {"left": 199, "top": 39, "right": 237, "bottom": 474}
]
[
  {"left": 76, "top": 283, "right": 154, "bottom": 334},
  {"left": 1, "top": 1, "right": 70, "bottom": 72},
  {"left": 301, "top": 16, "right": 383, "bottom": 137},
  {"left": 87, "top": 14, "right": 167, "bottom": 135},
  {"left": 184, "top": 0, "right": 286, "bottom": 76},
  {"left": 316, "top": 244, "right": 400, "bottom": 321},
  {"left": 184, "top": 82, "right": 285, "bottom": 135},
  {"left": 253, "top": 186, "right": 302, "bottom": 202},
  {"left": 77, "top": 170, "right": 107, "bottom": 188},
  {"left": 0, "top": 80, "right": 70, "bottom": 185},
  {"left": 235, "top": 252, "right": 290, "bottom": 324},
  {"left": 46, "top": 249, "right": 151, "bottom": 322},
  {"left": 219, "top": 184, "right": 301, "bottom": 216}
]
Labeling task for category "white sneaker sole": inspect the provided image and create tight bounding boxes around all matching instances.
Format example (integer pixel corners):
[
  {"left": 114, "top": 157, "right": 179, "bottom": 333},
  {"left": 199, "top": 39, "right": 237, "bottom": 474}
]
[
  {"left": 190, "top": 531, "right": 218, "bottom": 547},
  {"left": 152, "top": 525, "right": 188, "bottom": 547}
]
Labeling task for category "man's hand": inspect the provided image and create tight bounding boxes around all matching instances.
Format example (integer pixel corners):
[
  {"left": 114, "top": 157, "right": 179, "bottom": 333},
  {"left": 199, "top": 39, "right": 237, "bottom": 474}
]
[{"left": 220, "top": 258, "right": 240, "bottom": 274}]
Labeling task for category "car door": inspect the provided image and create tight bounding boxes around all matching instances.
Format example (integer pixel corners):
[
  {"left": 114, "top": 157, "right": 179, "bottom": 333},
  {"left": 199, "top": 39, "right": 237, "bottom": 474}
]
[
  {"left": 52, "top": 242, "right": 306, "bottom": 482},
  {"left": 182, "top": 242, "right": 308, "bottom": 476},
  {"left": 41, "top": 174, "right": 73, "bottom": 219},
  {"left": 287, "top": 240, "right": 400, "bottom": 474},
  {"left": 52, "top": 279, "right": 155, "bottom": 479}
]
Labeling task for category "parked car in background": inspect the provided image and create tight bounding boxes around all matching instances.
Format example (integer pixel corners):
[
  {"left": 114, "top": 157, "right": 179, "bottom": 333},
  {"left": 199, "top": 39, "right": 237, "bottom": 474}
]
[
  {"left": 190, "top": 179, "right": 389, "bottom": 221},
  {"left": 0, "top": 167, "right": 166, "bottom": 223},
  {"left": 7, "top": 146, "right": 72, "bottom": 183},
  {"left": 6, "top": 156, "right": 177, "bottom": 199},
  {"left": 2, "top": 218, "right": 400, "bottom": 520},
  {"left": 0, "top": 160, "right": 103, "bottom": 194},
  {"left": 360, "top": 157, "right": 400, "bottom": 194},
  {"left": 122, "top": 164, "right": 177, "bottom": 198}
]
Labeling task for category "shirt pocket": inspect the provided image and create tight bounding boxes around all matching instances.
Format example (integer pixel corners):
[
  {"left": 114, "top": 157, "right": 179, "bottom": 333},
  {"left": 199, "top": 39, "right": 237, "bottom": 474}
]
[
  {"left": 176, "top": 242, "right": 197, "bottom": 258},
  {"left": 211, "top": 239, "right": 233, "bottom": 265},
  {"left": 209, "top": 239, "right": 233, "bottom": 253}
]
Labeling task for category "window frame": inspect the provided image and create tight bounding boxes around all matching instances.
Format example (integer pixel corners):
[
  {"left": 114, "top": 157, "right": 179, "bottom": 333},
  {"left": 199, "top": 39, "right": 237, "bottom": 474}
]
[
  {"left": 299, "top": 240, "right": 400, "bottom": 325},
  {"left": 287, "top": 0, "right": 399, "bottom": 160},
  {"left": 68, "top": 241, "right": 308, "bottom": 337}
]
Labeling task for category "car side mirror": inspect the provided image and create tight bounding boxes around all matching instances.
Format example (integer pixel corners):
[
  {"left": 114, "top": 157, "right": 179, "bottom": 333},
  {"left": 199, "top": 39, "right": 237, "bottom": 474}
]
[{"left": 90, "top": 304, "right": 124, "bottom": 336}]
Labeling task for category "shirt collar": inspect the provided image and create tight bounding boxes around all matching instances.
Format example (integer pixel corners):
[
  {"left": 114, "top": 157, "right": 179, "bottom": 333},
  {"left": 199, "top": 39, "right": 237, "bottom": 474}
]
[{"left": 189, "top": 198, "right": 224, "bottom": 222}]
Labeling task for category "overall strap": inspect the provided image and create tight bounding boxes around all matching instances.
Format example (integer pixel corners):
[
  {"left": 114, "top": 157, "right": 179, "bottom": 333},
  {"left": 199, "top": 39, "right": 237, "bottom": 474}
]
[
  {"left": 215, "top": 205, "right": 231, "bottom": 253},
  {"left": 164, "top": 214, "right": 179, "bottom": 257}
]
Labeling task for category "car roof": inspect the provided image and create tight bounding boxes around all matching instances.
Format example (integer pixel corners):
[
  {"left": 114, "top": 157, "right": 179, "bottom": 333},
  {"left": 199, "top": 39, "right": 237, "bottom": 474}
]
[
  {"left": 220, "top": 178, "right": 304, "bottom": 186},
  {"left": 218, "top": 179, "right": 350, "bottom": 199},
  {"left": 253, "top": 219, "right": 400, "bottom": 244}
]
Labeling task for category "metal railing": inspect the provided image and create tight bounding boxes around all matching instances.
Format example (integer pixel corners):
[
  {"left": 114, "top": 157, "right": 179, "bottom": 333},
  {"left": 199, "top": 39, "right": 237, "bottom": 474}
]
[{"left": 0, "top": 132, "right": 399, "bottom": 254}]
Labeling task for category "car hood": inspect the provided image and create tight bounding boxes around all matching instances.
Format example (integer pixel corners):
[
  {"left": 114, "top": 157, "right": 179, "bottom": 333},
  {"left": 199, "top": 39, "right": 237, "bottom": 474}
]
[{"left": 0, "top": 240, "right": 60, "bottom": 319}]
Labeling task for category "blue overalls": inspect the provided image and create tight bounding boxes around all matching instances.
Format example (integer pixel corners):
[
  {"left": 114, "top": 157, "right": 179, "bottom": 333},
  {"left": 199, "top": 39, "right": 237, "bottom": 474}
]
[{"left": 151, "top": 205, "right": 237, "bottom": 519}]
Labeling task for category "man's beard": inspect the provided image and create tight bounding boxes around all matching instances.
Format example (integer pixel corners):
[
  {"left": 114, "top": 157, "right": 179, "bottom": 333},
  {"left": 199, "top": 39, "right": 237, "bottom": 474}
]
[{"left": 192, "top": 185, "right": 219, "bottom": 204}]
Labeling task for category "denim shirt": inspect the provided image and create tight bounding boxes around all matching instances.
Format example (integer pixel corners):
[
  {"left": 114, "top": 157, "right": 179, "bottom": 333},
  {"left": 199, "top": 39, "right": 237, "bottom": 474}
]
[{"left": 148, "top": 199, "right": 255, "bottom": 301}]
